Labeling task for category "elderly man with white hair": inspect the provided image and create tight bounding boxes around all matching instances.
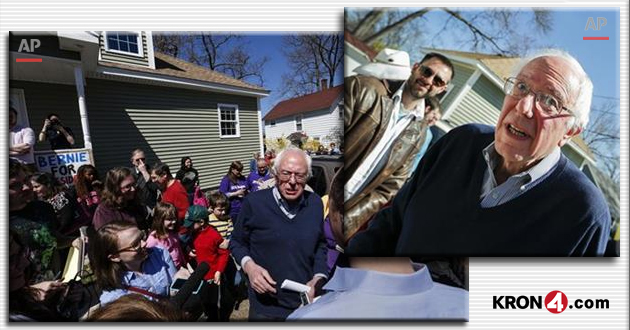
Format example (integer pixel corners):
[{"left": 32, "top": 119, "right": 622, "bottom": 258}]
[
  {"left": 346, "top": 49, "right": 611, "bottom": 257},
  {"left": 230, "top": 146, "right": 327, "bottom": 321}
]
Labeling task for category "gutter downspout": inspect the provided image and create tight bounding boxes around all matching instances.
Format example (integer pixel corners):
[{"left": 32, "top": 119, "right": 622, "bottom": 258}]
[{"left": 74, "top": 65, "right": 92, "bottom": 150}]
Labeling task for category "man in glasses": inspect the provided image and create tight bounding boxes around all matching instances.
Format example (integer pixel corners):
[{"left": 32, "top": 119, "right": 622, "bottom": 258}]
[
  {"left": 347, "top": 49, "right": 610, "bottom": 257},
  {"left": 230, "top": 147, "right": 327, "bottom": 321},
  {"left": 345, "top": 48, "right": 454, "bottom": 240}
]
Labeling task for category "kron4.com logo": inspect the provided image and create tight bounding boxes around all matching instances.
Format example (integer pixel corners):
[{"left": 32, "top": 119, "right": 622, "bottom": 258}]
[{"left": 493, "top": 290, "right": 610, "bottom": 314}]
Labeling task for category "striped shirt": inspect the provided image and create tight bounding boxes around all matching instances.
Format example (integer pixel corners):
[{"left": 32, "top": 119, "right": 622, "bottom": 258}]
[{"left": 208, "top": 213, "right": 233, "bottom": 240}]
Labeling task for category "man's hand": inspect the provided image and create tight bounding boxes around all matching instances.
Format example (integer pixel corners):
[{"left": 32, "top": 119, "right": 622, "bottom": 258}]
[
  {"left": 219, "top": 239, "right": 229, "bottom": 249},
  {"left": 30, "top": 280, "right": 66, "bottom": 301},
  {"left": 305, "top": 276, "right": 324, "bottom": 303},
  {"left": 214, "top": 271, "right": 221, "bottom": 285},
  {"left": 43, "top": 119, "right": 51, "bottom": 129},
  {"left": 243, "top": 260, "right": 276, "bottom": 294},
  {"left": 174, "top": 267, "right": 191, "bottom": 280}
]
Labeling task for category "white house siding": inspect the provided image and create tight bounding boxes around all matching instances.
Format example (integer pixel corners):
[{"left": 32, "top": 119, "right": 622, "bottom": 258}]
[
  {"left": 265, "top": 105, "right": 343, "bottom": 145},
  {"left": 440, "top": 62, "right": 476, "bottom": 113},
  {"left": 344, "top": 45, "right": 370, "bottom": 77},
  {"left": 447, "top": 75, "right": 503, "bottom": 127},
  {"left": 301, "top": 106, "right": 343, "bottom": 144},
  {"left": 265, "top": 117, "right": 296, "bottom": 140}
]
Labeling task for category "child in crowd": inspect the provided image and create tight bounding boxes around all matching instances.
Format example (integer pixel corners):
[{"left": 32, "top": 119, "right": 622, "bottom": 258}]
[
  {"left": 206, "top": 190, "right": 234, "bottom": 248},
  {"left": 183, "top": 205, "right": 233, "bottom": 321},
  {"left": 183, "top": 205, "right": 228, "bottom": 283},
  {"left": 206, "top": 190, "right": 245, "bottom": 308},
  {"left": 146, "top": 202, "right": 187, "bottom": 269}
]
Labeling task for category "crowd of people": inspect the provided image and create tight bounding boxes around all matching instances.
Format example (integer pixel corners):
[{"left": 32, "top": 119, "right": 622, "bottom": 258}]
[
  {"left": 11, "top": 43, "right": 612, "bottom": 322},
  {"left": 9, "top": 143, "right": 373, "bottom": 322}
]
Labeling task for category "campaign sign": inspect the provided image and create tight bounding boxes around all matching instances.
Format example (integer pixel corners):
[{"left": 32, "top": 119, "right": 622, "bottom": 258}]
[{"left": 35, "top": 148, "right": 94, "bottom": 185}]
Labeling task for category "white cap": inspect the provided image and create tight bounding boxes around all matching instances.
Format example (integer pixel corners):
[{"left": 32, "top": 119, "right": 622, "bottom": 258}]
[{"left": 353, "top": 48, "right": 411, "bottom": 81}]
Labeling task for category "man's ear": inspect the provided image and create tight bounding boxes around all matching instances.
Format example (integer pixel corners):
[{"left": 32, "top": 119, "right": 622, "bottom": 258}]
[
  {"left": 108, "top": 254, "right": 121, "bottom": 263},
  {"left": 559, "top": 126, "right": 582, "bottom": 147}
]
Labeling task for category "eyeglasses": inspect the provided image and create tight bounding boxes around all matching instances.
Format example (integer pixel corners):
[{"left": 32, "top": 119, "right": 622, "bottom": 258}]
[
  {"left": 278, "top": 170, "right": 308, "bottom": 183},
  {"left": 120, "top": 182, "right": 136, "bottom": 192},
  {"left": 504, "top": 77, "right": 574, "bottom": 117},
  {"left": 133, "top": 157, "right": 145, "bottom": 163},
  {"left": 418, "top": 65, "right": 448, "bottom": 88},
  {"left": 116, "top": 231, "right": 147, "bottom": 254}
]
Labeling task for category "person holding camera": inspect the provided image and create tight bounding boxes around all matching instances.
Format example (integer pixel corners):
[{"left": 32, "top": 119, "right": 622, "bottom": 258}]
[{"left": 38, "top": 113, "right": 75, "bottom": 150}]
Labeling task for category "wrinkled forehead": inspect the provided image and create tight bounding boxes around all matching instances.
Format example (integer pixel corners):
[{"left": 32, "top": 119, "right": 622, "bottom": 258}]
[
  {"left": 279, "top": 152, "right": 307, "bottom": 171},
  {"left": 518, "top": 56, "right": 580, "bottom": 103}
]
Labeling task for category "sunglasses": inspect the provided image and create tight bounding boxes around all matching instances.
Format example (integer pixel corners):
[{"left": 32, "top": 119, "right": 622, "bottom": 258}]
[{"left": 418, "top": 65, "right": 447, "bottom": 88}]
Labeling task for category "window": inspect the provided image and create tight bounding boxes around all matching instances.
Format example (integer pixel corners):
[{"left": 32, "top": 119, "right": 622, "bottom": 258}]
[
  {"left": 218, "top": 104, "right": 240, "bottom": 138},
  {"left": 105, "top": 32, "right": 143, "bottom": 57},
  {"left": 295, "top": 115, "right": 303, "bottom": 131},
  {"left": 338, "top": 105, "right": 343, "bottom": 119},
  {"left": 270, "top": 120, "right": 276, "bottom": 127}
]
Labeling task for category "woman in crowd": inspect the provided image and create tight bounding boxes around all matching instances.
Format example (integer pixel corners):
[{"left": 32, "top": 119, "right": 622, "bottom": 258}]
[
  {"left": 219, "top": 161, "right": 248, "bottom": 221},
  {"left": 175, "top": 156, "right": 200, "bottom": 205},
  {"left": 87, "top": 221, "right": 187, "bottom": 306},
  {"left": 31, "top": 172, "right": 81, "bottom": 237},
  {"left": 70, "top": 164, "right": 102, "bottom": 231},
  {"left": 92, "top": 167, "right": 148, "bottom": 230}
]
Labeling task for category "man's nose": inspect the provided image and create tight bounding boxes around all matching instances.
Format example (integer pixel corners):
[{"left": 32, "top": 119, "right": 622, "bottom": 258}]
[{"left": 515, "top": 94, "right": 535, "bottom": 118}]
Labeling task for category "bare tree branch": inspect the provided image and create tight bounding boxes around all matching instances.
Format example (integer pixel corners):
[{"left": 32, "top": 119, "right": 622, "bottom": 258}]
[{"left": 364, "top": 8, "right": 433, "bottom": 44}]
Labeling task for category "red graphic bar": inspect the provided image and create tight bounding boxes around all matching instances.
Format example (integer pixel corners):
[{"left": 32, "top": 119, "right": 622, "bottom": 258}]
[
  {"left": 16, "top": 58, "right": 43, "bottom": 62},
  {"left": 583, "top": 37, "right": 609, "bottom": 40}
]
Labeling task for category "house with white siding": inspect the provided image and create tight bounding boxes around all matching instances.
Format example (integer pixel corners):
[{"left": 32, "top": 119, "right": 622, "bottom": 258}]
[
  {"left": 10, "top": 31, "right": 269, "bottom": 189},
  {"left": 263, "top": 84, "right": 343, "bottom": 147},
  {"left": 344, "top": 29, "right": 376, "bottom": 77}
]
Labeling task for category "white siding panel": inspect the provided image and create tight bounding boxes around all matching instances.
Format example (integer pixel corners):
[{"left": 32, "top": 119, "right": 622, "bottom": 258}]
[
  {"left": 302, "top": 106, "right": 343, "bottom": 144},
  {"left": 264, "top": 117, "right": 295, "bottom": 139},
  {"left": 448, "top": 75, "right": 503, "bottom": 127}
]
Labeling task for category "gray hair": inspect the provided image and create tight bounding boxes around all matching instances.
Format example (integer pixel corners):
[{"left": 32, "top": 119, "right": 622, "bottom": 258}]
[
  {"left": 272, "top": 146, "right": 312, "bottom": 179},
  {"left": 510, "top": 48, "right": 593, "bottom": 131}
]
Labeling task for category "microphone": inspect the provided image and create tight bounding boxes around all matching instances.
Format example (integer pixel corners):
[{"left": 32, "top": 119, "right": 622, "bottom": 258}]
[{"left": 170, "top": 262, "right": 210, "bottom": 309}]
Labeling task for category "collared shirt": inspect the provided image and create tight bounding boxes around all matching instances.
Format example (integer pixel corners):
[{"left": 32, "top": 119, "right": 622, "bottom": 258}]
[
  {"left": 241, "top": 187, "right": 327, "bottom": 280},
  {"left": 480, "top": 143, "right": 561, "bottom": 208},
  {"left": 345, "top": 81, "right": 425, "bottom": 202},
  {"left": 287, "top": 263, "right": 468, "bottom": 320},
  {"left": 99, "top": 247, "right": 177, "bottom": 305},
  {"left": 271, "top": 186, "right": 305, "bottom": 220}
]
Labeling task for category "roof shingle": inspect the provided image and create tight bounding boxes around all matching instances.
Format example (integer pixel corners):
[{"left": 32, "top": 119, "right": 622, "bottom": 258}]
[
  {"left": 99, "top": 52, "right": 269, "bottom": 93},
  {"left": 264, "top": 85, "right": 343, "bottom": 121}
]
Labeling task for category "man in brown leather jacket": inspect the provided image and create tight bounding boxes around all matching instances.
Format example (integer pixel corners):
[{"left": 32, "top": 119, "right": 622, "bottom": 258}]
[{"left": 344, "top": 52, "right": 454, "bottom": 242}]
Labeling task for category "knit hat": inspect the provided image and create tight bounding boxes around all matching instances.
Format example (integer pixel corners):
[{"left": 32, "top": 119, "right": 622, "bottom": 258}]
[
  {"left": 183, "top": 205, "right": 209, "bottom": 228},
  {"left": 353, "top": 48, "right": 411, "bottom": 81}
]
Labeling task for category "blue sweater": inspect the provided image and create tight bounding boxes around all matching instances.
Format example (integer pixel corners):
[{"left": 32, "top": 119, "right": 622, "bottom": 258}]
[
  {"left": 347, "top": 124, "right": 611, "bottom": 257},
  {"left": 230, "top": 188, "right": 327, "bottom": 318}
]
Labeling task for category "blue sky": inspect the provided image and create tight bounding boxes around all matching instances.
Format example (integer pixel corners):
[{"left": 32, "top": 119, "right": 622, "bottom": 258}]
[
  {"left": 393, "top": 8, "right": 620, "bottom": 118},
  {"left": 242, "top": 34, "right": 286, "bottom": 116},
  {"left": 236, "top": 33, "right": 344, "bottom": 117}
]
